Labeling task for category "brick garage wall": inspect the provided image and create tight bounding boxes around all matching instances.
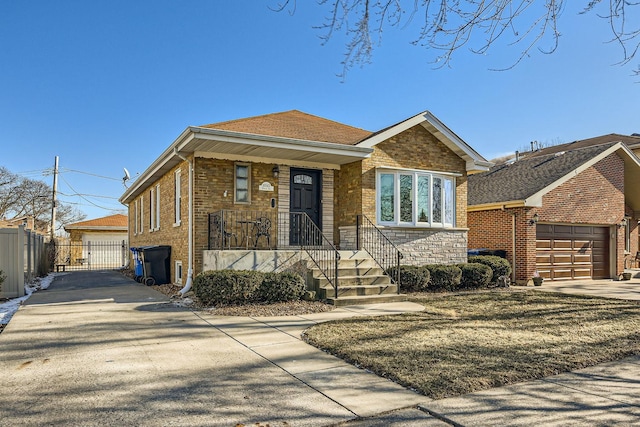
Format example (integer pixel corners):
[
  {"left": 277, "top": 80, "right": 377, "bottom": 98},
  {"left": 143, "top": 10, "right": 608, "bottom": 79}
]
[
  {"left": 128, "top": 160, "right": 189, "bottom": 284},
  {"left": 469, "top": 153, "right": 627, "bottom": 283},
  {"left": 537, "top": 153, "right": 624, "bottom": 224},
  {"left": 538, "top": 153, "right": 625, "bottom": 278},
  {"left": 468, "top": 207, "right": 515, "bottom": 264}
]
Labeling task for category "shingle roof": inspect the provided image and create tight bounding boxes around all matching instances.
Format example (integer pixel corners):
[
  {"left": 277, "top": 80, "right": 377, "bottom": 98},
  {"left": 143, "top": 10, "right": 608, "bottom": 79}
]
[
  {"left": 527, "top": 134, "right": 640, "bottom": 158},
  {"left": 65, "top": 214, "right": 128, "bottom": 229},
  {"left": 468, "top": 143, "right": 617, "bottom": 206},
  {"left": 200, "top": 110, "right": 372, "bottom": 145}
]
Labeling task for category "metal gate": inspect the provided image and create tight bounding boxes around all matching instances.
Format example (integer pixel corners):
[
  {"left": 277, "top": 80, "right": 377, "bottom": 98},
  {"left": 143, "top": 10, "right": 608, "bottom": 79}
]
[{"left": 54, "top": 240, "right": 129, "bottom": 271}]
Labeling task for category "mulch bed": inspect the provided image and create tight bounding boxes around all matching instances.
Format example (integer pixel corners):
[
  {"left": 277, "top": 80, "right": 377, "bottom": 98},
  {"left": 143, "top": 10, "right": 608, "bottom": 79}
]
[{"left": 148, "top": 282, "right": 335, "bottom": 317}]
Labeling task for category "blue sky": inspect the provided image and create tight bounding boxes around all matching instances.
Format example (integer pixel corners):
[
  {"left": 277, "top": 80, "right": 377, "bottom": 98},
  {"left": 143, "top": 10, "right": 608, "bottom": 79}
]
[{"left": 1, "top": 1, "right": 638, "bottom": 221}]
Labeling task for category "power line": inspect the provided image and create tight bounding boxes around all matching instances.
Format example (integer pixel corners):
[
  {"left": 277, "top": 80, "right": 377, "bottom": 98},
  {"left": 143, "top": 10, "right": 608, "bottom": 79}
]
[
  {"left": 59, "top": 174, "right": 115, "bottom": 211},
  {"left": 60, "top": 168, "right": 120, "bottom": 181},
  {"left": 57, "top": 191, "right": 120, "bottom": 200}
]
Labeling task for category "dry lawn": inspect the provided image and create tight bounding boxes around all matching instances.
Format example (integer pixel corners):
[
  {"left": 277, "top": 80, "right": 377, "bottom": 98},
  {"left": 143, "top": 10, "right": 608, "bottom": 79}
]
[{"left": 303, "top": 290, "right": 640, "bottom": 399}]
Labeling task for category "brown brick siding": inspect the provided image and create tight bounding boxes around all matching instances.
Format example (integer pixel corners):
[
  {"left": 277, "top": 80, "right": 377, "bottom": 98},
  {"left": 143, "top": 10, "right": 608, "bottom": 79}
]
[
  {"left": 128, "top": 161, "right": 189, "bottom": 283},
  {"left": 468, "top": 153, "right": 634, "bottom": 282},
  {"left": 334, "top": 125, "right": 468, "bottom": 250},
  {"left": 192, "top": 158, "right": 279, "bottom": 276}
]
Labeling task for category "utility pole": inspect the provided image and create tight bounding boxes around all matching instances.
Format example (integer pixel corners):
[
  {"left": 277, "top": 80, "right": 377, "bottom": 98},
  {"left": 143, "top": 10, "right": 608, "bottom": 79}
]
[{"left": 51, "top": 156, "right": 59, "bottom": 241}]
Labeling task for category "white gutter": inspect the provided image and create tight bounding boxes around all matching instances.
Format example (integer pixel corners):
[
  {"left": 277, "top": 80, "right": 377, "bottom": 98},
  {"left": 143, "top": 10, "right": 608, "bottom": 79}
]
[{"left": 175, "top": 149, "right": 194, "bottom": 297}]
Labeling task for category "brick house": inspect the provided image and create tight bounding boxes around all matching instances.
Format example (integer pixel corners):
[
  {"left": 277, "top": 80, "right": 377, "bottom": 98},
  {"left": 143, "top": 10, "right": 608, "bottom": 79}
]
[
  {"left": 119, "top": 110, "right": 490, "bottom": 302},
  {"left": 468, "top": 139, "right": 640, "bottom": 285}
]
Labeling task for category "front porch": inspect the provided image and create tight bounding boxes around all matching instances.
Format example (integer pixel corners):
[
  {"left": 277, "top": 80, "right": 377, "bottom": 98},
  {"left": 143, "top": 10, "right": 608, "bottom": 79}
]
[{"left": 204, "top": 209, "right": 404, "bottom": 305}]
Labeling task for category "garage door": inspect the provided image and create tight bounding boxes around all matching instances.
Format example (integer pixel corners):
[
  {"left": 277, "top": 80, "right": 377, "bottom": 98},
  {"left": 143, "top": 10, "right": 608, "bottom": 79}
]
[{"left": 536, "top": 224, "right": 610, "bottom": 281}]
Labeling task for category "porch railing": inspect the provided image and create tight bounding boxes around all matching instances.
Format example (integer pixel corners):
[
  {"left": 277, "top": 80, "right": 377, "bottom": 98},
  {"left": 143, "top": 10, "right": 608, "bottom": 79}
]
[
  {"left": 289, "top": 212, "right": 340, "bottom": 299},
  {"left": 356, "top": 214, "right": 403, "bottom": 291},
  {"left": 208, "top": 210, "right": 340, "bottom": 298}
]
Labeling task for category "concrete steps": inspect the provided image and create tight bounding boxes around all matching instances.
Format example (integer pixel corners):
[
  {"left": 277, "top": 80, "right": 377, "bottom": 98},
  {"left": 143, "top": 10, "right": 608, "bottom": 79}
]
[{"left": 308, "top": 250, "right": 404, "bottom": 305}]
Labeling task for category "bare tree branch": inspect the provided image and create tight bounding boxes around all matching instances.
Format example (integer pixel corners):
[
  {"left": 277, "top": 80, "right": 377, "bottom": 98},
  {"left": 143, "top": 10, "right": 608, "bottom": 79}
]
[{"left": 274, "top": 0, "right": 639, "bottom": 77}]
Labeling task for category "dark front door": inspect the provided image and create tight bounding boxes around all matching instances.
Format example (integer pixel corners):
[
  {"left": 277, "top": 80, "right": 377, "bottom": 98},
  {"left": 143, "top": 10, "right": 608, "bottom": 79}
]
[{"left": 290, "top": 168, "right": 321, "bottom": 245}]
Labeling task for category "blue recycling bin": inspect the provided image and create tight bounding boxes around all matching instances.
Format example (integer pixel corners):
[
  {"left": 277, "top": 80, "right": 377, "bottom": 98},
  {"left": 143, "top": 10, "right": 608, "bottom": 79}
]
[{"left": 130, "top": 247, "right": 144, "bottom": 282}]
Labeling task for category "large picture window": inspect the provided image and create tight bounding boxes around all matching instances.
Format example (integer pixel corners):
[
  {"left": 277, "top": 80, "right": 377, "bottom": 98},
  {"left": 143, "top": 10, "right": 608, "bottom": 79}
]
[{"left": 377, "top": 170, "right": 456, "bottom": 227}]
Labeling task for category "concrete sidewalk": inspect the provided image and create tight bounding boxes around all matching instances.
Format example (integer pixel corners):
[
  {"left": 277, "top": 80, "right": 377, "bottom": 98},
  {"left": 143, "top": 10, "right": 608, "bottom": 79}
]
[
  {"left": 2, "top": 271, "right": 640, "bottom": 426},
  {"left": 0, "top": 271, "right": 436, "bottom": 426}
]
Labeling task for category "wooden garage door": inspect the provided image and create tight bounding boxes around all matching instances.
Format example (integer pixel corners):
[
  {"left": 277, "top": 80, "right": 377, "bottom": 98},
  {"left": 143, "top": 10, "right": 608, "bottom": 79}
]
[{"left": 536, "top": 224, "right": 610, "bottom": 281}]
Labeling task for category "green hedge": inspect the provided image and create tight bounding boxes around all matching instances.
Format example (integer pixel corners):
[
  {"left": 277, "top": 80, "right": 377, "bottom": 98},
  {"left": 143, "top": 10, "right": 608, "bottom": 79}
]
[
  {"left": 425, "top": 264, "right": 462, "bottom": 292},
  {"left": 386, "top": 265, "right": 430, "bottom": 292},
  {"left": 254, "top": 272, "right": 305, "bottom": 303},
  {"left": 193, "top": 270, "right": 305, "bottom": 306},
  {"left": 468, "top": 255, "right": 512, "bottom": 283},
  {"left": 458, "top": 263, "right": 493, "bottom": 289}
]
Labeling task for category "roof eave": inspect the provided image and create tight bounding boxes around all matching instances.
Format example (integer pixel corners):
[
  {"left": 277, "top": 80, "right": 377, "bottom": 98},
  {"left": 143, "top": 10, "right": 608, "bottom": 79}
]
[
  {"left": 356, "top": 111, "right": 492, "bottom": 172},
  {"left": 467, "top": 200, "right": 527, "bottom": 212},
  {"left": 119, "top": 127, "right": 374, "bottom": 204}
]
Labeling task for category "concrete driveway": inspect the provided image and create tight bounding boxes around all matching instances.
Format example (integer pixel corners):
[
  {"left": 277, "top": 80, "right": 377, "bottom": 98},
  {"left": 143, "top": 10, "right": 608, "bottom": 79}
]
[
  {"left": 532, "top": 273, "right": 640, "bottom": 300},
  {"left": 0, "top": 271, "right": 435, "bottom": 427},
  {"left": 3, "top": 271, "right": 640, "bottom": 426}
]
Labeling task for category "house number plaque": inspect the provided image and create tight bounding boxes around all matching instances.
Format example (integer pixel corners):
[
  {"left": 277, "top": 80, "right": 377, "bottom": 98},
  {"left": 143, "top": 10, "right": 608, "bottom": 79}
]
[{"left": 259, "top": 182, "right": 274, "bottom": 192}]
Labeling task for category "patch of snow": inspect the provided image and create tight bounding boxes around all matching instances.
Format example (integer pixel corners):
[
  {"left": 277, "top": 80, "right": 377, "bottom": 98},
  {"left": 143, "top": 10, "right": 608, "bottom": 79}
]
[{"left": 0, "top": 273, "right": 60, "bottom": 326}]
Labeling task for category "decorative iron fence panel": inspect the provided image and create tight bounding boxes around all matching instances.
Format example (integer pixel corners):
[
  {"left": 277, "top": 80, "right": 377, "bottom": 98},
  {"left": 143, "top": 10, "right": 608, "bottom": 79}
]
[{"left": 54, "top": 240, "right": 129, "bottom": 271}]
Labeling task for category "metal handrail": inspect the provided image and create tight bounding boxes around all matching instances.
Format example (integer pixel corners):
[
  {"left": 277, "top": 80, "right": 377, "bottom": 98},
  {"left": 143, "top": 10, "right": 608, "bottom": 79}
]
[
  {"left": 356, "top": 214, "right": 403, "bottom": 291},
  {"left": 290, "top": 212, "right": 340, "bottom": 299},
  {"left": 207, "top": 209, "right": 340, "bottom": 298}
]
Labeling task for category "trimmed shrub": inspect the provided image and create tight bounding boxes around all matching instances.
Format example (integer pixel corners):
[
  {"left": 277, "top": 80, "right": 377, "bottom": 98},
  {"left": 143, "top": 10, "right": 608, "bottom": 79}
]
[
  {"left": 254, "top": 272, "right": 305, "bottom": 303},
  {"left": 468, "top": 255, "right": 512, "bottom": 283},
  {"left": 458, "top": 263, "right": 493, "bottom": 289},
  {"left": 425, "top": 264, "right": 462, "bottom": 292},
  {"left": 193, "top": 270, "right": 263, "bottom": 306},
  {"left": 386, "top": 265, "right": 430, "bottom": 292}
]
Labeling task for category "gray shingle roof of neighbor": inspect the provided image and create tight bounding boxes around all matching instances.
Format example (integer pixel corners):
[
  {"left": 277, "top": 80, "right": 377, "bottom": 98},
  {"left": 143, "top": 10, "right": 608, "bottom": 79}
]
[
  {"left": 525, "top": 133, "right": 640, "bottom": 158},
  {"left": 468, "top": 142, "right": 617, "bottom": 206}
]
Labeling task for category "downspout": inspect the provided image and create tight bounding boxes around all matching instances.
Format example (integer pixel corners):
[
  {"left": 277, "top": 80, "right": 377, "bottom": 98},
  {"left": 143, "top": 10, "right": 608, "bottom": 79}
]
[
  {"left": 175, "top": 149, "right": 194, "bottom": 296},
  {"left": 511, "top": 212, "right": 517, "bottom": 284}
]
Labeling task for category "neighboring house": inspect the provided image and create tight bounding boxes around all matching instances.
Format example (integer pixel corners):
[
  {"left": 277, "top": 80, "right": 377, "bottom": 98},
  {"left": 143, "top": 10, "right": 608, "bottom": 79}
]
[
  {"left": 119, "top": 110, "right": 490, "bottom": 300},
  {"left": 468, "top": 138, "right": 640, "bottom": 285},
  {"left": 62, "top": 214, "right": 128, "bottom": 269},
  {"left": 0, "top": 215, "right": 49, "bottom": 236}
]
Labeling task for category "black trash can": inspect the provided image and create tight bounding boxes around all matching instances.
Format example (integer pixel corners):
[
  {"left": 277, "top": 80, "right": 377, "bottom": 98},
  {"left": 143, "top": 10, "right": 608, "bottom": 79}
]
[{"left": 138, "top": 245, "right": 171, "bottom": 286}]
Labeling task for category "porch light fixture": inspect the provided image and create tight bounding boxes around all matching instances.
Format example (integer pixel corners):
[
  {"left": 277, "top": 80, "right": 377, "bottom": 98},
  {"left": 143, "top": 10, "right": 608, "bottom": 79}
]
[
  {"left": 272, "top": 166, "right": 279, "bottom": 178},
  {"left": 529, "top": 213, "right": 539, "bottom": 226},
  {"left": 619, "top": 218, "right": 628, "bottom": 228}
]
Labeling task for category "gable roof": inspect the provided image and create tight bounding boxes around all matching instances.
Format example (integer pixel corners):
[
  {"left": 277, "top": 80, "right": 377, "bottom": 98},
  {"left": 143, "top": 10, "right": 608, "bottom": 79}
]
[
  {"left": 356, "top": 111, "right": 492, "bottom": 172},
  {"left": 469, "top": 142, "right": 640, "bottom": 211},
  {"left": 527, "top": 133, "right": 640, "bottom": 158},
  {"left": 64, "top": 214, "right": 128, "bottom": 231},
  {"left": 201, "top": 110, "right": 372, "bottom": 145},
  {"left": 120, "top": 110, "right": 490, "bottom": 204}
]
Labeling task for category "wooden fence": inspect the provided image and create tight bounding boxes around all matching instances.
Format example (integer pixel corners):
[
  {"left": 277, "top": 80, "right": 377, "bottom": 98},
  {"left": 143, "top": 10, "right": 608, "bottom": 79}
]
[{"left": 0, "top": 226, "right": 46, "bottom": 298}]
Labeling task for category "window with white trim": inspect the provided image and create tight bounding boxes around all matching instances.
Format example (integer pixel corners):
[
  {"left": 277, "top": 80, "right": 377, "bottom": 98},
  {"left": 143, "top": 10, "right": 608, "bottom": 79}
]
[
  {"left": 139, "top": 195, "right": 144, "bottom": 234},
  {"left": 149, "top": 188, "right": 155, "bottom": 231},
  {"left": 377, "top": 170, "right": 456, "bottom": 227},
  {"left": 155, "top": 184, "right": 160, "bottom": 230},
  {"left": 175, "top": 261, "right": 183, "bottom": 284},
  {"left": 235, "top": 163, "right": 250, "bottom": 204},
  {"left": 174, "top": 169, "right": 181, "bottom": 225},
  {"left": 149, "top": 184, "right": 160, "bottom": 231},
  {"left": 625, "top": 217, "right": 631, "bottom": 253},
  {"left": 133, "top": 199, "right": 138, "bottom": 235}
]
